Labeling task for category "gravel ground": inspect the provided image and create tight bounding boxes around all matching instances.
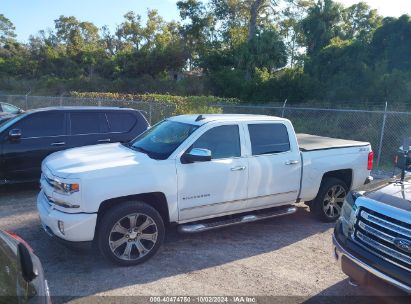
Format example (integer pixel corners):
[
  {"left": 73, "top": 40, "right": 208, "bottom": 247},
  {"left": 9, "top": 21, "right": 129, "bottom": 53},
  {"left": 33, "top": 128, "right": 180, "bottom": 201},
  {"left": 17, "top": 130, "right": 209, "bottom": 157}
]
[{"left": 0, "top": 185, "right": 373, "bottom": 303}]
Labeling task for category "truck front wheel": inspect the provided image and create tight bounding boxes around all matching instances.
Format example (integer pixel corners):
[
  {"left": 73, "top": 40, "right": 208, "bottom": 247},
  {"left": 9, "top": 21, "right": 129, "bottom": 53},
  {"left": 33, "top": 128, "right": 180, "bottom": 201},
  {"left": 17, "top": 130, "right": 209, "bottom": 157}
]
[
  {"left": 98, "top": 201, "right": 165, "bottom": 266},
  {"left": 311, "top": 177, "right": 348, "bottom": 223}
]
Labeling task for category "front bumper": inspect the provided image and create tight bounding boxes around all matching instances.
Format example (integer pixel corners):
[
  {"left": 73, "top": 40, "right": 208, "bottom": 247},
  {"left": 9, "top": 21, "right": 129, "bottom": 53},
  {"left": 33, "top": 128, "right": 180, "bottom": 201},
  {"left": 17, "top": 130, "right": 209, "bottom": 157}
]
[
  {"left": 37, "top": 190, "right": 97, "bottom": 242},
  {"left": 333, "top": 233, "right": 411, "bottom": 295}
]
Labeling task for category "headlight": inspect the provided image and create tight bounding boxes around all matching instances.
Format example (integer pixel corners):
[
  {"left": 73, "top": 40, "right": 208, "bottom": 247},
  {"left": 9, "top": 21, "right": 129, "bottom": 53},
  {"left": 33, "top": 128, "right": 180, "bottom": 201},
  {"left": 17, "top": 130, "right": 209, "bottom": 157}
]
[
  {"left": 44, "top": 175, "right": 80, "bottom": 194},
  {"left": 60, "top": 182, "right": 80, "bottom": 194},
  {"left": 340, "top": 191, "right": 363, "bottom": 237}
]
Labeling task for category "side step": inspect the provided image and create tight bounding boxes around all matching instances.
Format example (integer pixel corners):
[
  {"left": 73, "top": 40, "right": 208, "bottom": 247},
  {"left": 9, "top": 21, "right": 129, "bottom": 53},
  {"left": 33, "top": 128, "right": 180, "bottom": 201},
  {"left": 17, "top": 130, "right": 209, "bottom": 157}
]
[{"left": 178, "top": 205, "right": 297, "bottom": 233}]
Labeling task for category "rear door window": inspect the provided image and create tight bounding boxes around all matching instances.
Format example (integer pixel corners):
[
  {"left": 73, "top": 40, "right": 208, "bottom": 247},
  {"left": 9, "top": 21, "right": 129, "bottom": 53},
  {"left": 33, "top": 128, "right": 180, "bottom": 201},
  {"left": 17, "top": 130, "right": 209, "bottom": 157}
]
[
  {"left": 14, "top": 112, "right": 65, "bottom": 138},
  {"left": 70, "top": 112, "right": 109, "bottom": 135},
  {"left": 106, "top": 112, "right": 136, "bottom": 133},
  {"left": 248, "top": 124, "right": 290, "bottom": 155}
]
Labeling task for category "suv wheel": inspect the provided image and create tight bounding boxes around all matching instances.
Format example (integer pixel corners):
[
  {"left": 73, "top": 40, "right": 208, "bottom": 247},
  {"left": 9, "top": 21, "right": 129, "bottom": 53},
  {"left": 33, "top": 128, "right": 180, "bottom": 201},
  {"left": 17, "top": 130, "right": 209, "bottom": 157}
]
[
  {"left": 98, "top": 201, "right": 165, "bottom": 266},
  {"left": 311, "top": 177, "right": 348, "bottom": 222}
]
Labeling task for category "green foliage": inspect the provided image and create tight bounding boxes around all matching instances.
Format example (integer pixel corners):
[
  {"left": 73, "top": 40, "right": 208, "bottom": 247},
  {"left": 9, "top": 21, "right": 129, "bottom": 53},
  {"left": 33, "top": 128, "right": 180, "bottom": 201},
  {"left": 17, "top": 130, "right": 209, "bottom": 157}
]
[
  {"left": 0, "top": 13, "right": 16, "bottom": 45},
  {"left": 70, "top": 91, "right": 240, "bottom": 114},
  {"left": 1, "top": 1, "right": 411, "bottom": 107},
  {"left": 301, "top": 0, "right": 342, "bottom": 56}
]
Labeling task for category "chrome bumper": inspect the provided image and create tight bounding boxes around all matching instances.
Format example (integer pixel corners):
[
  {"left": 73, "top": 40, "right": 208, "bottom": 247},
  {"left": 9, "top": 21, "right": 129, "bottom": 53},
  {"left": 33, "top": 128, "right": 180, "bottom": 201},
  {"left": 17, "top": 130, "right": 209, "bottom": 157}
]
[{"left": 333, "top": 234, "right": 411, "bottom": 294}]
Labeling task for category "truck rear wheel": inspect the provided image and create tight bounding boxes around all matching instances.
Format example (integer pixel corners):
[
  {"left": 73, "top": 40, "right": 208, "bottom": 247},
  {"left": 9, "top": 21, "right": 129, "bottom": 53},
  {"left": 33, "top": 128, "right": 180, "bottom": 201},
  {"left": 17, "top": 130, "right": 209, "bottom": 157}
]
[
  {"left": 311, "top": 177, "right": 348, "bottom": 222},
  {"left": 98, "top": 201, "right": 165, "bottom": 266}
]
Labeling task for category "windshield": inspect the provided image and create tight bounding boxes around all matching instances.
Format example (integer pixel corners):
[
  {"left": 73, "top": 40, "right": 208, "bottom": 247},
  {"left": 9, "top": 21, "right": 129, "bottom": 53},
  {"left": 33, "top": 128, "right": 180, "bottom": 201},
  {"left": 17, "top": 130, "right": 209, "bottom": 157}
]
[{"left": 128, "top": 120, "right": 198, "bottom": 160}]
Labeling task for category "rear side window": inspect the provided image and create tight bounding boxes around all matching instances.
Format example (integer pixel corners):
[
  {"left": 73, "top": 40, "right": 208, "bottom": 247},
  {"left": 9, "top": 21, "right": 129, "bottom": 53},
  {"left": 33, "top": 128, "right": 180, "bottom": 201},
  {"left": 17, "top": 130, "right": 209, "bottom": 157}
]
[
  {"left": 15, "top": 112, "right": 65, "bottom": 138},
  {"left": 106, "top": 112, "right": 137, "bottom": 133},
  {"left": 248, "top": 124, "right": 290, "bottom": 155},
  {"left": 191, "top": 125, "right": 241, "bottom": 159},
  {"left": 70, "top": 112, "right": 109, "bottom": 135}
]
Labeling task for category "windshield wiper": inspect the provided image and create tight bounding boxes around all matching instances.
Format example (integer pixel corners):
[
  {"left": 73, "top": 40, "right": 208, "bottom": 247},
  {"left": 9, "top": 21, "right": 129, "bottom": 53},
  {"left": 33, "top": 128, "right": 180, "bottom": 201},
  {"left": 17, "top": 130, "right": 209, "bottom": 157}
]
[{"left": 129, "top": 145, "right": 153, "bottom": 157}]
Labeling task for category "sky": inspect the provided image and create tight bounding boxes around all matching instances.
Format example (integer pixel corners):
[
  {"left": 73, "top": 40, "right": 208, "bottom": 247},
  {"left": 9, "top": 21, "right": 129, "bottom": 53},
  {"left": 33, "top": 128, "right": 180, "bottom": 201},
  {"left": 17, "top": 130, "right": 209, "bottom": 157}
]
[{"left": 1, "top": 0, "right": 411, "bottom": 42}]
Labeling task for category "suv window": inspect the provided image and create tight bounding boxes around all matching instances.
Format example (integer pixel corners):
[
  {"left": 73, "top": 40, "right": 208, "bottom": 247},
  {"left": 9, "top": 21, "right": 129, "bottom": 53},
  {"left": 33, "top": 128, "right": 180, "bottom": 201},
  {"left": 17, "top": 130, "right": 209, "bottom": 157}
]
[
  {"left": 248, "top": 124, "right": 290, "bottom": 155},
  {"left": 70, "top": 112, "right": 109, "bottom": 135},
  {"left": 107, "top": 112, "right": 136, "bottom": 133},
  {"left": 191, "top": 125, "right": 241, "bottom": 159},
  {"left": 14, "top": 112, "right": 65, "bottom": 138}
]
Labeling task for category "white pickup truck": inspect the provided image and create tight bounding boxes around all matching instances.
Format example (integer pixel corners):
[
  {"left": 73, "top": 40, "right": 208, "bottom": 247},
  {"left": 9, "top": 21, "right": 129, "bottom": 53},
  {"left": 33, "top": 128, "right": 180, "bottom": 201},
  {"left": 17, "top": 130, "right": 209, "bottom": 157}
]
[{"left": 37, "top": 114, "right": 373, "bottom": 265}]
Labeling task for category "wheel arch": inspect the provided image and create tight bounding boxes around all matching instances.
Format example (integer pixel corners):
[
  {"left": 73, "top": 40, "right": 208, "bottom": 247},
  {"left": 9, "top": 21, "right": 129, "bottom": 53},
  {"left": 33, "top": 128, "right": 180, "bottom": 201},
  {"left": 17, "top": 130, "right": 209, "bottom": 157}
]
[
  {"left": 321, "top": 169, "right": 353, "bottom": 189},
  {"left": 94, "top": 192, "right": 170, "bottom": 240}
]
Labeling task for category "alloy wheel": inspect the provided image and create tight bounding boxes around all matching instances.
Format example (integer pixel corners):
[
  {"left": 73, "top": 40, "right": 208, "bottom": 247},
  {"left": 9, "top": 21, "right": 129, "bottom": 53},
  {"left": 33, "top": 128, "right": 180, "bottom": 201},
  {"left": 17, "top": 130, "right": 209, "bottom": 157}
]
[
  {"left": 322, "top": 185, "right": 346, "bottom": 218},
  {"left": 108, "top": 213, "right": 158, "bottom": 261}
]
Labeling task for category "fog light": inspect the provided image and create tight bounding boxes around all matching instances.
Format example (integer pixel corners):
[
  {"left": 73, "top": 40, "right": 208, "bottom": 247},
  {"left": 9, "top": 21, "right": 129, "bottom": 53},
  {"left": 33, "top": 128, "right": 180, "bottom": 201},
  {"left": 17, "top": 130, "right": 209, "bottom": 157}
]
[{"left": 58, "top": 221, "right": 65, "bottom": 235}]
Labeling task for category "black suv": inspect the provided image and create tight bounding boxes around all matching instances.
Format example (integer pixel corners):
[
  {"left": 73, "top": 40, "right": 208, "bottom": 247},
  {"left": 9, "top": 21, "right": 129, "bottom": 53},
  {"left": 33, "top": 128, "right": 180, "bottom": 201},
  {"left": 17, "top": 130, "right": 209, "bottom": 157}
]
[{"left": 0, "top": 107, "right": 149, "bottom": 184}]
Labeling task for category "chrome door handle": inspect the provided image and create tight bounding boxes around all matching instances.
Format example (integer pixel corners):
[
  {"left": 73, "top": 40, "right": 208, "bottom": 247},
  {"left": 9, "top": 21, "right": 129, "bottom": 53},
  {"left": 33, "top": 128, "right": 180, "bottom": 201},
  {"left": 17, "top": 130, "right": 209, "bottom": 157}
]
[
  {"left": 98, "top": 138, "right": 111, "bottom": 143},
  {"left": 285, "top": 160, "right": 299, "bottom": 165},
  {"left": 231, "top": 166, "right": 246, "bottom": 171},
  {"left": 51, "top": 142, "right": 66, "bottom": 146}
]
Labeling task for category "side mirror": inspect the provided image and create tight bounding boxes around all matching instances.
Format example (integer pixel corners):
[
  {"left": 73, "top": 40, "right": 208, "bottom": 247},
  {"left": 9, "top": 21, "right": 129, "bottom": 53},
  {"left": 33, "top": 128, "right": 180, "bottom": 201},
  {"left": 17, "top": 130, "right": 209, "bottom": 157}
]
[
  {"left": 395, "top": 138, "right": 411, "bottom": 176},
  {"left": 9, "top": 129, "right": 22, "bottom": 141},
  {"left": 17, "top": 243, "right": 37, "bottom": 283},
  {"left": 182, "top": 148, "right": 212, "bottom": 163}
]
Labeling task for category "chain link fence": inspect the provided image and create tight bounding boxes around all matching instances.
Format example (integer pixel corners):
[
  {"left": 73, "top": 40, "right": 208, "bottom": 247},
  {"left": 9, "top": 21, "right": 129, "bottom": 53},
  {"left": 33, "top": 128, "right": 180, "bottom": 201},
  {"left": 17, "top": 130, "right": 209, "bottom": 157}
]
[
  {"left": 213, "top": 103, "right": 410, "bottom": 177},
  {"left": 1, "top": 94, "right": 410, "bottom": 176}
]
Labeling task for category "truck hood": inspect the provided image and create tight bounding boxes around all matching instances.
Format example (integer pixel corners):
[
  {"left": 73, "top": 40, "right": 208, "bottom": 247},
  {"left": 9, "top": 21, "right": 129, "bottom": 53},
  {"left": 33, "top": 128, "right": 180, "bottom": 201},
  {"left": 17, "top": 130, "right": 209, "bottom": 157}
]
[
  {"left": 355, "top": 175, "right": 411, "bottom": 212},
  {"left": 44, "top": 143, "right": 152, "bottom": 178}
]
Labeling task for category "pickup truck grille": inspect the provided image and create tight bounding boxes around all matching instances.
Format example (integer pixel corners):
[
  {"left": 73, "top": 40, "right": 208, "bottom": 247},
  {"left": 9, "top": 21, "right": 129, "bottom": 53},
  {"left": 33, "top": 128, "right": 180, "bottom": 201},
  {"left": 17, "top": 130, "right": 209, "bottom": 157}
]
[{"left": 353, "top": 207, "right": 411, "bottom": 270}]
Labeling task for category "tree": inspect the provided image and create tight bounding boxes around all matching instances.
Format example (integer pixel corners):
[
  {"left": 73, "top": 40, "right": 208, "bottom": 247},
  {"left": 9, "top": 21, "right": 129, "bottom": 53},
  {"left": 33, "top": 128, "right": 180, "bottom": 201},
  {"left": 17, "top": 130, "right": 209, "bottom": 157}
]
[
  {"left": 371, "top": 15, "right": 411, "bottom": 71},
  {"left": 341, "top": 2, "right": 382, "bottom": 41},
  {"left": 116, "top": 11, "right": 143, "bottom": 51},
  {"left": 279, "top": 0, "right": 314, "bottom": 67},
  {"left": 177, "top": 0, "right": 215, "bottom": 69},
  {"left": 237, "top": 28, "right": 287, "bottom": 73},
  {"left": 0, "top": 14, "right": 16, "bottom": 45},
  {"left": 301, "top": 0, "right": 342, "bottom": 56}
]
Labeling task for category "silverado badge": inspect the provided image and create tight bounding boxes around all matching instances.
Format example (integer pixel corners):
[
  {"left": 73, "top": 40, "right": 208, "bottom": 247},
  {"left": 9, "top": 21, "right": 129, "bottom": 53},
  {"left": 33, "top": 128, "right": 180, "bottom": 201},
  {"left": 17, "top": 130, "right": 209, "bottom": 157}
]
[{"left": 393, "top": 238, "right": 411, "bottom": 254}]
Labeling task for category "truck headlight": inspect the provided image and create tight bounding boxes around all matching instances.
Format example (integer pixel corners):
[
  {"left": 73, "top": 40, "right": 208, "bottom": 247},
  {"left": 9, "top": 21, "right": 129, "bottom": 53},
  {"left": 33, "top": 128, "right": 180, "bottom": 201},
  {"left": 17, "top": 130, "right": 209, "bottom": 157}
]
[
  {"left": 340, "top": 191, "right": 363, "bottom": 237},
  {"left": 61, "top": 182, "right": 80, "bottom": 194},
  {"left": 45, "top": 175, "right": 80, "bottom": 194}
]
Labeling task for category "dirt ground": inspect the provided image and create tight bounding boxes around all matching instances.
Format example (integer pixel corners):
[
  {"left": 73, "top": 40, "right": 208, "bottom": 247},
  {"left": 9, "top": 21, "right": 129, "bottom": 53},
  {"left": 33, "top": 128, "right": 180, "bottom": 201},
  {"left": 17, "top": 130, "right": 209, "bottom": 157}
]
[{"left": 0, "top": 185, "right": 374, "bottom": 303}]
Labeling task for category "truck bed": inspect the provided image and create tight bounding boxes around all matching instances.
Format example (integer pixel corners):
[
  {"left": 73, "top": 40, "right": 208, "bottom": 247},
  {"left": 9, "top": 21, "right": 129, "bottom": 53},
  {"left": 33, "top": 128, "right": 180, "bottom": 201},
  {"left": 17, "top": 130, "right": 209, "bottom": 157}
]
[{"left": 297, "top": 133, "right": 369, "bottom": 152}]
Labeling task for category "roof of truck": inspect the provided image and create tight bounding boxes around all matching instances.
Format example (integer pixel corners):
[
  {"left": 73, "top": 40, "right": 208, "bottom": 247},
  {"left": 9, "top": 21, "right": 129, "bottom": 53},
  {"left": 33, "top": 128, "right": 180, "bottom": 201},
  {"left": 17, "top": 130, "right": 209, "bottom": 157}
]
[{"left": 169, "top": 114, "right": 286, "bottom": 126}]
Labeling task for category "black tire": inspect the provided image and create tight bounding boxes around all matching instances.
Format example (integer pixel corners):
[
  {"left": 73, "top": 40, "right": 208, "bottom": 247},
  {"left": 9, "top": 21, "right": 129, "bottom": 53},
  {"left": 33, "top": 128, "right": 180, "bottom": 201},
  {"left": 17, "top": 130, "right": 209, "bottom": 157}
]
[
  {"left": 311, "top": 177, "right": 348, "bottom": 223},
  {"left": 98, "top": 201, "right": 165, "bottom": 266}
]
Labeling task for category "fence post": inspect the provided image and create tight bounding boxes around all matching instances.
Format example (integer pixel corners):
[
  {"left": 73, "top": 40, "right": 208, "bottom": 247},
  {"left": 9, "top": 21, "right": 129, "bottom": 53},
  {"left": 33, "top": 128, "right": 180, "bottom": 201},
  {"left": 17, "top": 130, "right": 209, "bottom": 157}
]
[
  {"left": 59, "top": 92, "right": 65, "bottom": 107},
  {"left": 149, "top": 103, "right": 153, "bottom": 124},
  {"left": 376, "top": 101, "right": 388, "bottom": 169},
  {"left": 25, "top": 89, "right": 31, "bottom": 110},
  {"left": 281, "top": 99, "right": 288, "bottom": 117}
]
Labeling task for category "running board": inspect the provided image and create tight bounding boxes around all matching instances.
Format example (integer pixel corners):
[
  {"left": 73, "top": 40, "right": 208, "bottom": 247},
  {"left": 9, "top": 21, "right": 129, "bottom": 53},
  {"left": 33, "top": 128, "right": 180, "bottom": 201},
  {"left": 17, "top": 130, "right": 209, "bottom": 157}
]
[{"left": 178, "top": 206, "right": 297, "bottom": 233}]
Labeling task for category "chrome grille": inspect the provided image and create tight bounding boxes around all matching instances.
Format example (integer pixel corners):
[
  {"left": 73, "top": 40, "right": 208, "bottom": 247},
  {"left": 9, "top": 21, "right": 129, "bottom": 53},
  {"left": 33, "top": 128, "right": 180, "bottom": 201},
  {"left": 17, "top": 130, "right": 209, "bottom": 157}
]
[{"left": 353, "top": 207, "right": 411, "bottom": 270}]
